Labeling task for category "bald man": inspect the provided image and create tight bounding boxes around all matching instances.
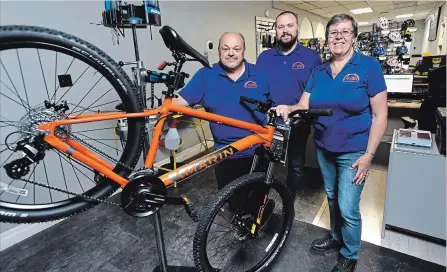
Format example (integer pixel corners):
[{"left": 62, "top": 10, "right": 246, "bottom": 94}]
[{"left": 173, "top": 32, "right": 271, "bottom": 211}]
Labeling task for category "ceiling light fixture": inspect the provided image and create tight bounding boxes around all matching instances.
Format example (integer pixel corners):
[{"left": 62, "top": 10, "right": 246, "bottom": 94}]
[
  {"left": 358, "top": 22, "right": 369, "bottom": 26},
  {"left": 396, "top": 13, "right": 413, "bottom": 18},
  {"left": 350, "top": 7, "right": 373, "bottom": 14}
]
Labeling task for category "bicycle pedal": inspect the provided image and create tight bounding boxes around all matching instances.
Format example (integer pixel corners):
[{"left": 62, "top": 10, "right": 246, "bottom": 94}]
[{"left": 181, "top": 195, "right": 199, "bottom": 222}]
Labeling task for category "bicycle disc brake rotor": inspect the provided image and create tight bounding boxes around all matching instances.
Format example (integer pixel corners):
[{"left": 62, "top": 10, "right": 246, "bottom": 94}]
[{"left": 121, "top": 172, "right": 167, "bottom": 217}]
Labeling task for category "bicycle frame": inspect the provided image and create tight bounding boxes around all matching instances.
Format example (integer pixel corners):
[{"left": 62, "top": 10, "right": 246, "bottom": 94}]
[{"left": 37, "top": 97, "right": 274, "bottom": 188}]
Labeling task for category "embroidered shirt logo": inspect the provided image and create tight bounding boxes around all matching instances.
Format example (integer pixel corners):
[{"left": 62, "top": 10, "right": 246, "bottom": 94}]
[
  {"left": 343, "top": 73, "right": 360, "bottom": 82},
  {"left": 244, "top": 81, "right": 257, "bottom": 88},
  {"left": 292, "top": 62, "right": 305, "bottom": 69}
]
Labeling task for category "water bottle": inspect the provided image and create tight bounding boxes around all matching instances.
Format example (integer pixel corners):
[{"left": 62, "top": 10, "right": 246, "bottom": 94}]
[
  {"left": 164, "top": 119, "right": 180, "bottom": 150},
  {"left": 116, "top": 118, "right": 128, "bottom": 141}
]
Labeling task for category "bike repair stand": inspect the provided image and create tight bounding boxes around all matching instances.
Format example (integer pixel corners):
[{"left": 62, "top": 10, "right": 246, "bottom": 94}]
[
  {"left": 126, "top": 19, "right": 196, "bottom": 272},
  {"left": 101, "top": 4, "right": 196, "bottom": 271}
]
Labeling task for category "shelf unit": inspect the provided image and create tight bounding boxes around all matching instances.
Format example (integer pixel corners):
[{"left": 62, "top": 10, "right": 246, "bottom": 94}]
[
  {"left": 255, "top": 16, "right": 276, "bottom": 58},
  {"left": 371, "top": 21, "right": 413, "bottom": 74}
]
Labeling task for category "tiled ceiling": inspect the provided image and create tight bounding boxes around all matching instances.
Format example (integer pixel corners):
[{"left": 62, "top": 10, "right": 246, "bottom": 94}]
[{"left": 280, "top": 1, "right": 444, "bottom": 24}]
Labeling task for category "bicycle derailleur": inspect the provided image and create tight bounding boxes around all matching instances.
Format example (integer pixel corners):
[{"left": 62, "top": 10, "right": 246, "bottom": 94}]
[
  {"left": 4, "top": 136, "right": 48, "bottom": 179},
  {"left": 3, "top": 100, "right": 70, "bottom": 179},
  {"left": 121, "top": 169, "right": 199, "bottom": 222}
]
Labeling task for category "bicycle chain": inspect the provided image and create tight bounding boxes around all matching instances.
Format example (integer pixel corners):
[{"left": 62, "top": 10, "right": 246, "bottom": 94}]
[
  {"left": 19, "top": 177, "right": 122, "bottom": 207},
  {"left": 16, "top": 132, "right": 148, "bottom": 208}
]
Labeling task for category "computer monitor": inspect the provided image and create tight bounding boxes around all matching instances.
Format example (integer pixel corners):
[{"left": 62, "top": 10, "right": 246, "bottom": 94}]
[{"left": 384, "top": 74, "right": 414, "bottom": 93}]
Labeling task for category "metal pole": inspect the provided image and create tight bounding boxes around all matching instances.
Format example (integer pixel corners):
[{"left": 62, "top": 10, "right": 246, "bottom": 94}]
[
  {"left": 152, "top": 210, "right": 168, "bottom": 272},
  {"left": 129, "top": 20, "right": 150, "bottom": 158},
  {"left": 131, "top": 24, "right": 140, "bottom": 62}
]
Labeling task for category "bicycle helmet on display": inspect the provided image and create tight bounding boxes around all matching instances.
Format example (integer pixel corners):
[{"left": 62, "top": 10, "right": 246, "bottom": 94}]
[
  {"left": 377, "top": 17, "right": 389, "bottom": 29},
  {"left": 405, "top": 19, "right": 416, "bottom": 28},
  {"left": 386, "top": 57, "right": 399, "bottom": 67},
  {"left": 401, "top": 19, "right": 416, "bottom": 31},
  {"left": 373, "top": 45, "right": 386, "bottom": 56},
  {"left": 401, "top": 29, "right": 413, "bottom": 42},
  {"left": 389, "top": 31, "right": 401, "bottom": 42},
  {"left": 396, "top": 45, "right": 408, "bottom": 56}
]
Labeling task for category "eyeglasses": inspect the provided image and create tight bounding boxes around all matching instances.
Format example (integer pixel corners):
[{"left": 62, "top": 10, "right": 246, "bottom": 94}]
[{"left": 328, "top": 30, "right": 353, "bottom": 38}]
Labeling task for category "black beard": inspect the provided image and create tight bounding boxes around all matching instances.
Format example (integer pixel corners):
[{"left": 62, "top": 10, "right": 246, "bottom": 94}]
[{"left": 278, "top": 35, "right": 297, "bottom": 51}]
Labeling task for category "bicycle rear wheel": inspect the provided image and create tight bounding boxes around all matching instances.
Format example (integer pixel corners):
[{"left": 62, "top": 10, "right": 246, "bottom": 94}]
[
  {"left": 0, "top": 25, "right": 145, "bottom": 223},
  {"left": 193, "top": 172, "right": 294, "bottom": 272}
]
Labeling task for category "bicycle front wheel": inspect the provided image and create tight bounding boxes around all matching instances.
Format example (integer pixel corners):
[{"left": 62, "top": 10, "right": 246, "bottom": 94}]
[
  {"left": 0, "top": 25, "right": 145, "bottom": 223},
  {"left": 193, "top": 172, "right": 294, "bottom": 272}
]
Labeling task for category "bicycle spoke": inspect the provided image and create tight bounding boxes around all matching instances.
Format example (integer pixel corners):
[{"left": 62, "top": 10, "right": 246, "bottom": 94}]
[
  {"left": 15, "top": 165, "right": 38, "bottom": 202},
  {"left": 67, "top": 75, "right": 104, "bottom": 115},
  {"left": 69, "top": 157, "right": 86, "bottom": 193},
  {"left": 74, "top": 126, "right": 116, "bottom": 134},
  {"left": 16, "top": 49, "right": 30, "bottom": 107},
  {"left": 54, "top": 149, "right": 96, "bottom": 185},
  {"left": 55, "top": 65, "right": 89, "bottom": 103},
  {"left": 73, "top": 87, "right": 114, "bottom": 117},
  {"left": 56, "top": 152, "right": 70, "bottom": 198},
  {"left": 1, "top": 91, "right": 30, "bottom": 109},
  {"left": 73, "top": 132, "right": 121, "bottom": 153},
  {"left": 54, "top": 57, "right": 75, "bottom": 98},
  {"left": 42, "top": 160, "right": 53, "bottom": 203},
  {"left": 33, "top": 170, "right": 36, "bottom": 204},
  {"left": 0, "top": 62, "right": 31, "bottom": 112},
  {"left": 70, "top": 99, "right": 121, "bottom": 115},
  {"left": 36, "top": 49, "right": 50, "bottom": 100},
  {"left": 52, "top": 52, "right": 57, "bottom": 100}
]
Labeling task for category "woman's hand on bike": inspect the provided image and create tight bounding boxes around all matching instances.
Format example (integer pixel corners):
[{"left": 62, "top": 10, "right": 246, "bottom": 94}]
[{"left": 274, "top": 105, "right": 294, "bottom": 122}]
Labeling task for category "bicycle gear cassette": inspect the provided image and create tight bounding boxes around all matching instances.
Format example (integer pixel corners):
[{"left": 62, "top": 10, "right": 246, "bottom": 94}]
[{"left": 121, "top": 173, "right": 167, "bottom": 217}]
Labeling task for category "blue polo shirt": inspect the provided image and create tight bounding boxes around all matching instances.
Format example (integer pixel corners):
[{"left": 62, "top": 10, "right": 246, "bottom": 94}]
[
  {"left": 256, "top": 43, "right": 322, "bottom": 106},
  {"left": 178, "top": 59, "right": 269, "bottom": 158},
  {"left": 305, "top": 50, "right": 387, "bottom": 152}
]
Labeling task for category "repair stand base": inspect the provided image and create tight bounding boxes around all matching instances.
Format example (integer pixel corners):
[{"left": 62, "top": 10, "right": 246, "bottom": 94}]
[
  {"left": 152, "top": 210, "right": 196, "bottom": 272},
  {"left": 152, "top": 266, "right": 197, "bottom": 272}
]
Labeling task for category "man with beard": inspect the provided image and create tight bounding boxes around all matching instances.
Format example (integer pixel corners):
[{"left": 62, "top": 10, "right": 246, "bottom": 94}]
[
  {"left": 256, "top": 11, "right": 323, "bottom": 198},
  {"left": 173, "top": 32, "right": 272, "bottom": 212}
]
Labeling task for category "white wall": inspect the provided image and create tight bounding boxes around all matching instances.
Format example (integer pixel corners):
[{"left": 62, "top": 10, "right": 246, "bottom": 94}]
[
  {"left": 273, "top": 0, "right": 329, "bottom": 35},
  {"left": 422, "top": 2, "right": 446, "bottom": 55},
  {"left": 410, "top": 19, "right": 426, "bottom": 56},
  {"left": 0, "top": 1, "right": 327, "bottom": 244}
]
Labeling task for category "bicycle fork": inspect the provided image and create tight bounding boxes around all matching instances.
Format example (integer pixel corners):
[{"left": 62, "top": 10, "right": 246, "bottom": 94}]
[{"left": 246, "top": 155, "right": 276, "bottom": 237}]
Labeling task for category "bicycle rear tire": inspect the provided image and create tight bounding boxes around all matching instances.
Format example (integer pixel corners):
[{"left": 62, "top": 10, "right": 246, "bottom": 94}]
[{"left": 0, "top": 25, "right": 145, "bottom": 223}]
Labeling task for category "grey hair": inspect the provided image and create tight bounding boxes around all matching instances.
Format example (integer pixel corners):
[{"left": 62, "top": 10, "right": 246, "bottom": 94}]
[
  {"left": 325, "top": 13, "right": 358, "bottom": 40},
  {"left": 218, "top": 32, "right": 246, "bottom": 50}
]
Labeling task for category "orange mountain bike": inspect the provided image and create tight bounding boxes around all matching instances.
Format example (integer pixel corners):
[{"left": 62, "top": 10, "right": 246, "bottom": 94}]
[{"left": 0, "top": 25, "right": 332, "bottom": 271}]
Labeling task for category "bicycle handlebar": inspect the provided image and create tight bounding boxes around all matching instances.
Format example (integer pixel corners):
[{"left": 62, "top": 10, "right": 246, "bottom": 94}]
[
  {"left": 240, "top": 96, "right": 257, "bottom": 104},
  {"left": 240, "top": 96, "right": 333, "bottom": 118},
  {"left": 289, "top": 109, "right": 333, "bottom": 117},
  {"left": 240, "top": 96, "right": 273, "bottom": 114}
]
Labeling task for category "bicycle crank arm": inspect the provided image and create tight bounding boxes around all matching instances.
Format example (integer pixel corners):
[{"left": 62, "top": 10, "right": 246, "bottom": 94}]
[{"left": 139, "top": 192, "right": 199, "bottom": 222}]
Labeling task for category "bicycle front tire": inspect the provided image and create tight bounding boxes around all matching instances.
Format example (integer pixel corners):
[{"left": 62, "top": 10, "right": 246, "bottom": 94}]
[{"left": 193, "top": 172, "right": 294, "bottom": 272}]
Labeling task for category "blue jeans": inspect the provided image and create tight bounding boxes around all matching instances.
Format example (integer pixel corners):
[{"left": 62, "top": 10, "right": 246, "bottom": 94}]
[{"left": 316, "top": 146, "right": 365, "bottom": 260}]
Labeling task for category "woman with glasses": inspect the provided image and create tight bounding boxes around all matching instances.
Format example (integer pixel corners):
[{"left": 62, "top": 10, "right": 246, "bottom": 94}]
[{"left": 275, "top": 14, "right": 388, "bottom": 272}]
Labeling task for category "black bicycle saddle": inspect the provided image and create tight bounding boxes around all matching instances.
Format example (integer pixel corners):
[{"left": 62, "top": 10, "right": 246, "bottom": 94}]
[{"left": 159, "top": 25, "right": 212, "bottom": 68}]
